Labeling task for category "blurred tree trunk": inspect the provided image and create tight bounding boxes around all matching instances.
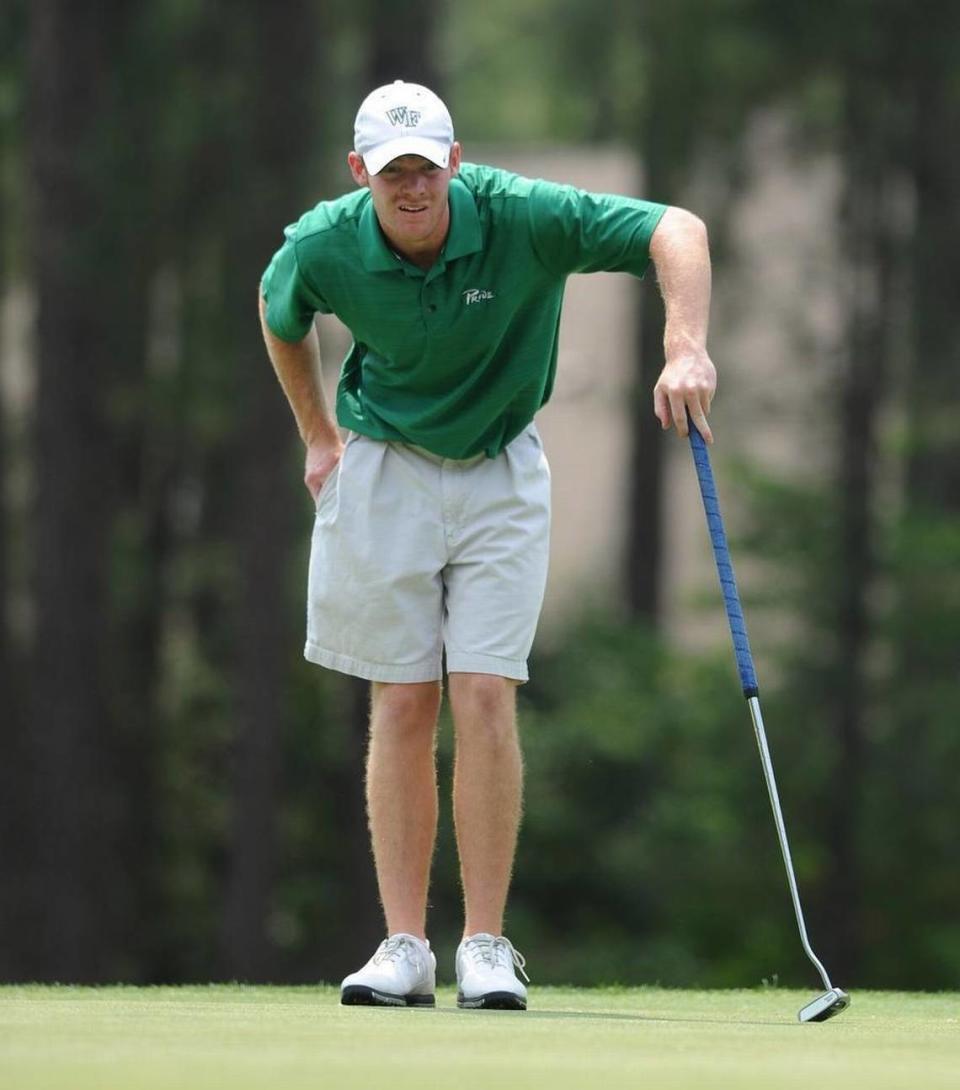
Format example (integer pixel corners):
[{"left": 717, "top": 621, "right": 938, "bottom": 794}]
[
  {"left": 905, "top": 41, "right": 960, "bottom": 515},
  {"left": 0, "top": 391, "right": 6, "bottom": 702},
  {"left": 26, "top": 0, "right": 140, "bottom": 981},
  {"left": 320, "top": 674, "right": 384, "bottom": 977},
  {"left": 365, "top": 0, "right": 440, "bottom": 89},
  {"left": 0, "top": 323, "right": 24, "bottom": 979},
  {"left": 219, "top": 0, "right": 321, "bottom": 981},
  {"left": 817, "top": 22, "right": 913, "bottom": 979},
  {"left": 823, "top": 145, "right": 883, "bottom": 983},
  {"left": 107, "top": 21, "right": 173, "bottom": 987},
  {"left": 880, "top": 10, "right": 960, "bottom": 979}
]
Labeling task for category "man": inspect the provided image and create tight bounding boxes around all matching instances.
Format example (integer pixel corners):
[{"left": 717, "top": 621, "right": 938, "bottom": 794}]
[{"left": 259, "top": 80, "right": 715, "bottom": 1010}]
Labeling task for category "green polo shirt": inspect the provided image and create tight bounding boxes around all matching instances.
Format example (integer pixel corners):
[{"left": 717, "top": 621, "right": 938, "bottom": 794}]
[{"left": 261, "top": 162, "right": 666, "bottom": 458}]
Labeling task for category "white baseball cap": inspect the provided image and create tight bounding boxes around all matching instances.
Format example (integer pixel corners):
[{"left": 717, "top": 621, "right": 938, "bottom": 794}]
[{"left": 354, "top": 80, "right": 455, "bottom": 175}]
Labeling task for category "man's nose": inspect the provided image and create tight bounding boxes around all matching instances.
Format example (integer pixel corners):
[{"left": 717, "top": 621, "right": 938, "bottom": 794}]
[{"left": 401, "top": 171, "right": 428, "bottom": 196}]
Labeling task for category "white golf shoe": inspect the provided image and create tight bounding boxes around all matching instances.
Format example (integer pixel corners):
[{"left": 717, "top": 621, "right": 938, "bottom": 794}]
[
  {"left": 340, "top": 934, "right": 436, "bottom": 1007},
  {"left": 455, "top": 933, "right": 529, "bottom": 1010}
]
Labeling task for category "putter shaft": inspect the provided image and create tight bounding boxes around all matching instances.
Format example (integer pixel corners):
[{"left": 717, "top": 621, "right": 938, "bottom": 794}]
[{"left": 748, "top": 696, "right": 833, "bottom": 993}]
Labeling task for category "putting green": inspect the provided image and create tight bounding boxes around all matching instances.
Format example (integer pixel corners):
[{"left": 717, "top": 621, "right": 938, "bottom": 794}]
[{"left": 2, "top": 985, "right": 957, "bottom": 1090}]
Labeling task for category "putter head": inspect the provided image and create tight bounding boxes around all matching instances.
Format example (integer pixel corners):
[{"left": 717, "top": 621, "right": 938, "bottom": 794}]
[{"left": 798, "top": 988, "right": 850, "bottom": 1023}]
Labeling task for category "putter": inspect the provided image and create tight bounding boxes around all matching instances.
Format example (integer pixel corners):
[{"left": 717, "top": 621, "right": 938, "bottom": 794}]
[{"left": 687, "top": 419, "right": 849, "bottom": 1024}]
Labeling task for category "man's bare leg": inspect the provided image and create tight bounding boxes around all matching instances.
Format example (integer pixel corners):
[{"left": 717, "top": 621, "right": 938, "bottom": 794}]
[
  {"left": 366, "top": 681, "right": 442, "bottom": 939},
  {"left": 448, "top": 673, "right": 523, "bottom": 937}
]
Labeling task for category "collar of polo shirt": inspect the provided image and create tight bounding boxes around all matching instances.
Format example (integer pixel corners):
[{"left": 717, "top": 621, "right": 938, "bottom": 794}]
[{"left": 357, "top": 176, "right": 483, "bottom": 273}]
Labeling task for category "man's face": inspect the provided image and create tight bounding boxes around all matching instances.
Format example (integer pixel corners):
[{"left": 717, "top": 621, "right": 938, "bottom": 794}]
[{"left": 348, "top": 144, "right": 462, "bottom": 259}]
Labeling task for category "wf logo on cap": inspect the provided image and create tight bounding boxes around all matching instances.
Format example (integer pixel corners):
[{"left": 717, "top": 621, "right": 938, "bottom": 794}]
[{"left": 386, "top": 106, "right": 422, "bottom": 128}]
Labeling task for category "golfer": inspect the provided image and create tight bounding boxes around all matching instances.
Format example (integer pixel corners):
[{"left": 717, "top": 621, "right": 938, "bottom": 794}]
[{"left": 259, "top": 80, "right": 716, "bottom": 1010}]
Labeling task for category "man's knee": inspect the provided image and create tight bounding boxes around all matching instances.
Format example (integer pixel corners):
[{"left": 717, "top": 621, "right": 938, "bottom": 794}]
[
  {"left": 449, "top": 673, "right": 518, "bottom": 737},
  {"left": 371, "top": 680, "right": 442, "bottom": 736}
]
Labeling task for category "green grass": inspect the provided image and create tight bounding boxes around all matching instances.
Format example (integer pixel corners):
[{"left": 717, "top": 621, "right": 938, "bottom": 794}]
[{"left": 2, "top": 985, "right": 957, "bottom": 1090}]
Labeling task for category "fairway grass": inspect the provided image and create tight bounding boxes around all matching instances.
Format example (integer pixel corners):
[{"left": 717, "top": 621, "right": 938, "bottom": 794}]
[{"left": 2, "top": 985, "right": 957, "bottom": 1090}]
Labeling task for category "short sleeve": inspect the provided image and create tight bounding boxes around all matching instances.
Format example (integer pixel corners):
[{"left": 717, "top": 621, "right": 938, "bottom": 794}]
[
  {"left": 260, "top": 222, "right": 331, "bottom": 342},
  {"left": 527, "top": 179, "right": 667, "bottom": 279}
]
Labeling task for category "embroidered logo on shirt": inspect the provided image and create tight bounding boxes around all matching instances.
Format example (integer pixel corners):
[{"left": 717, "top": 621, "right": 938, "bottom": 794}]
[
  {"left": 463, "top": 289, "right": 496, "bottom": 306},
  {"left": 386, "top": 106, "right": 422, "bottom": 128}
]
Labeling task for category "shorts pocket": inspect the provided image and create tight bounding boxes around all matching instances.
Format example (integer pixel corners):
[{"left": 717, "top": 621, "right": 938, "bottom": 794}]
[
  {"left": 318, "top": 433, "right": 363, "bottom": 503},
  {"left": 314, "top": 463, "right": 339, "bottom": 508}
]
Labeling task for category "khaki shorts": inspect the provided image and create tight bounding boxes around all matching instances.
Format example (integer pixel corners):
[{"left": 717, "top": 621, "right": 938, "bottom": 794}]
[{"left": 304, "top": 424, "right": 551, "bottom": 683}]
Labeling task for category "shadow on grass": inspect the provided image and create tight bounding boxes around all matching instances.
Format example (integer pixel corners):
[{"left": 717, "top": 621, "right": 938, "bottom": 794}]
[{"left": 426, "top": 1007, "right": 787, "bottom": 1027}]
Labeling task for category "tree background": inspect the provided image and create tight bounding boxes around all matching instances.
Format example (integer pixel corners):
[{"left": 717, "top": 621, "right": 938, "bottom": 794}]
[{"left": 1, "top": 0, "right": 957, "bottom": 988}]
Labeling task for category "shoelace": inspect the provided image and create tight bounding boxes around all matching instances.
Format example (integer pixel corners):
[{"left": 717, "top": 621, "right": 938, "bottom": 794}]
[
  {"left": 372, "top": 935, "right": 420, "bottom": 966},
  {"left": 463, "top": 935, "right": 530, "bottom": 983}
]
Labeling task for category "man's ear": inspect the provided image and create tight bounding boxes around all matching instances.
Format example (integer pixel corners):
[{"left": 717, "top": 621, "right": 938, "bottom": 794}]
[
  {"left": 347, "top": 151, "right": 369, "bottom": 187},
  {"left": 449, "top": 141, "right": 462, "bottom": 178}
]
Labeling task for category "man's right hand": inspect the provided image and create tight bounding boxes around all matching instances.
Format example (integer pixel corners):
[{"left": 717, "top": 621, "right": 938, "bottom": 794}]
[{"left": 305, "top": 437, "right": 345, "bottom": 501}]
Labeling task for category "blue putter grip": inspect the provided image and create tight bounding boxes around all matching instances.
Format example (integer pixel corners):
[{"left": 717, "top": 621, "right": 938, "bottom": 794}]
[{"left": 687, "top": 421, "right": 759, "bottom": 698}]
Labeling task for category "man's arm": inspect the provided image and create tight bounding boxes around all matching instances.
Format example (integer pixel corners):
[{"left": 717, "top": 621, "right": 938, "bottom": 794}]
[
  {"left": 259, "top": 292, "right": 344, "bottom": 498},
  {"left": 648, "top": 206, "right": 716, "bottom": 442}
]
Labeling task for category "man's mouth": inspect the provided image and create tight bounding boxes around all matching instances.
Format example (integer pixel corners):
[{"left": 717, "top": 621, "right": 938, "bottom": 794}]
[{"left": 399, "top": 204, "right": 427, "bottom": 213}]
